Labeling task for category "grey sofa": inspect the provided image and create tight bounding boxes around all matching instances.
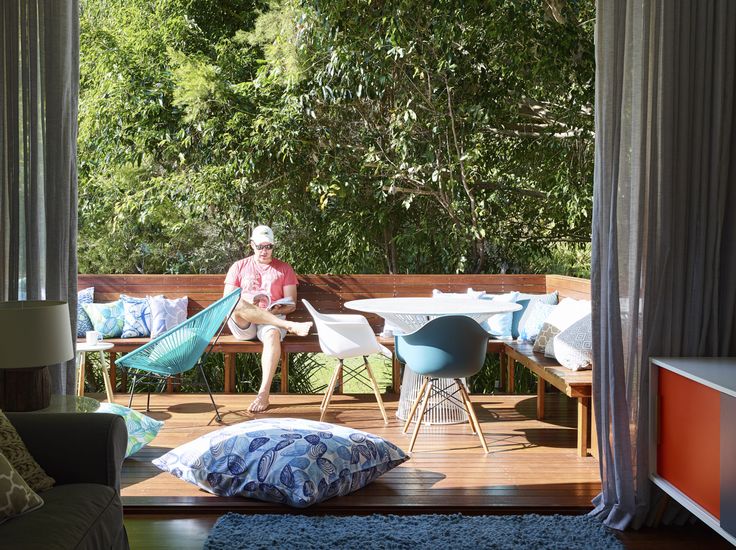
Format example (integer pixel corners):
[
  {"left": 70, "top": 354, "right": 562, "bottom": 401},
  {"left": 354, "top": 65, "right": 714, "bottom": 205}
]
[{"left": 1, "top": 412, "right": 130, "bottom": 550}]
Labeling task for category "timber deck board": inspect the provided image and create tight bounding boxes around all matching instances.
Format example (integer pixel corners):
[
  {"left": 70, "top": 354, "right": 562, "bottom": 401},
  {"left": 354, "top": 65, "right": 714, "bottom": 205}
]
[{"left": 110, "top": 392, "right": 601, "bottom": 514}]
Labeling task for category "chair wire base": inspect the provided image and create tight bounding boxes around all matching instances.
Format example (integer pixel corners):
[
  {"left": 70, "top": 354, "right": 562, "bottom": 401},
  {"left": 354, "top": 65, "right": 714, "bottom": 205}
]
[{"left": 396, "top": 368, "right": 469, "bottom": 424}]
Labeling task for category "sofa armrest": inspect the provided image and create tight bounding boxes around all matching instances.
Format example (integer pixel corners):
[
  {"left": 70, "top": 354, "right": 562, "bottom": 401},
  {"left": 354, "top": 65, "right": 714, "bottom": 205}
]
[{"left": 5, "top": 412, "right": 127, "bottom": 492}]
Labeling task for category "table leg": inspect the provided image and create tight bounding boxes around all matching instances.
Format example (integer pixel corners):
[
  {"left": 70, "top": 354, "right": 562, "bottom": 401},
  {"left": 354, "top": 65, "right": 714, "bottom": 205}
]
[
  {"left": 100, "top": 351, "right": 114, "bottom": 402},
  {"left": 77, "top": 352, "right": 87, "bottom": 397}
]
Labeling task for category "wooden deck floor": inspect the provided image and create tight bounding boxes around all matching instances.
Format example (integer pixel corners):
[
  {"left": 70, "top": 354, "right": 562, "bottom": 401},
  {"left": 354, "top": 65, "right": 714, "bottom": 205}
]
[{"left": 118, "top": 391, "right": 600, "bottom": 514}]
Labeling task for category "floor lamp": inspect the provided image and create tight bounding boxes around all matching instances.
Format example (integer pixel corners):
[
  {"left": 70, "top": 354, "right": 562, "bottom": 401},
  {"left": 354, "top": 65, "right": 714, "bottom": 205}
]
[{"left": 0, "top": 301, "right": 74, "bottom": 412}]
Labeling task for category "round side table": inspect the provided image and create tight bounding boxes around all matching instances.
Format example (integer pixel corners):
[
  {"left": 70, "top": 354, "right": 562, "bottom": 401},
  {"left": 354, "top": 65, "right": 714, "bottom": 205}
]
[
  {"left": 33, "top": 395, "right": 101, "bottom": 413},
  {"left": 77, "top": 341, "right": 115, "bottom": 402}
]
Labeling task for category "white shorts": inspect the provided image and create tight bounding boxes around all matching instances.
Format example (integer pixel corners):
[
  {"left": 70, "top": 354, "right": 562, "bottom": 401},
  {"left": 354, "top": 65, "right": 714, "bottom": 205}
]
[{"left": 228, "top": 317, "right": 287, "bottom": 342}]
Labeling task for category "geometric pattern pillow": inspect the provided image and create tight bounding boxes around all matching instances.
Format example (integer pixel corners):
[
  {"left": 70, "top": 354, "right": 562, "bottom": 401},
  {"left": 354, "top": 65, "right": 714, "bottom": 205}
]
[
  {"left": 515, "top": 291, "right": 559, "bottom": 339},
  {"left": 518, "top": 301, "right": 557, "bottom": 343},
  {"left": 533, "top": 322, "right": 561, "bottom": 355},
  {"left": 152, "top": 418, "right": 409, "bottom": 508},
  {"left": 76, "top": 286, "right": 95, "bottom": 337},
  {"left": 553, "top": 314, "right": 593, "bottom": 370},
  {"left": 95, "top": 403, "right": 164, "bottom": 457},
  {"left": 82, "top": 299, "right": 125, "bottom": 338},
  {"left": 148, "top": 295, "right": 188, "bottom": 338},
  {"left": 121, "top": 294, "right": 152, "bottom": 338},
  {"left": 0, "top": 452, "right": 44, "bottom": 524},
  {"left": 0, "top": 411, "right": 55, "bottom": 493}
]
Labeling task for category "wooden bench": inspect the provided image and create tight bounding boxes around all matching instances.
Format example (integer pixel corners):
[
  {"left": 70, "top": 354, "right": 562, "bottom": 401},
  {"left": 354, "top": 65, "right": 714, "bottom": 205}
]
[
  {"left": 78, "top": 274, "right": 542, "bottom": 393},
  {"left": 78, "top": 273, "right": 595, "bottom": 456},
  {"left": 499, "top": 275, "right": 595, "bottom": 457}
]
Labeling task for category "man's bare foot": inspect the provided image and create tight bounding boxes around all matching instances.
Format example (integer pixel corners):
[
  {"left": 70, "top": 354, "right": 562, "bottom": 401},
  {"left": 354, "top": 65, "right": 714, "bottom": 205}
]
[
  {"left": 248, "top": 392, "right": 270, "bottom": 413},
  {"left": 285, "top": 321, "right": 312, "bottom": 336}
]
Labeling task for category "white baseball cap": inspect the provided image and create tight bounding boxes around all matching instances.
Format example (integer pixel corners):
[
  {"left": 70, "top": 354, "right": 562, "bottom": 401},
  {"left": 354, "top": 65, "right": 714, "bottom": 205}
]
[{"left": 250, "top": 225, "right": 275, "bottom": 245}]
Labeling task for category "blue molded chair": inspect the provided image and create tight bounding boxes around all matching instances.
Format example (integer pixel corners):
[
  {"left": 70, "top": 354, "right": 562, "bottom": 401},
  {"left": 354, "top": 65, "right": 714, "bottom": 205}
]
[
  {"left": 395, "top": 315, "right": 490, "bottom": 453},
  {"left": 115, "top": 288, "right": 241, "bottom": 422}
]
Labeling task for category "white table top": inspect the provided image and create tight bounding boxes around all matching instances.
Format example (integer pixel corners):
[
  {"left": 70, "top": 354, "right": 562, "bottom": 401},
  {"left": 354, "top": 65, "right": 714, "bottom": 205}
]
[
  {"left": 77, "top": 341, "right": 115, "bottom": 352},
  {"left": 345, "top": 297, "right": 522, "bottom": 316},
  {"left": 345, "top": 297, "right": 521, "bottom": 334},
  {"left": 651, "top": 357, "right": 736, "bottom": 398}
]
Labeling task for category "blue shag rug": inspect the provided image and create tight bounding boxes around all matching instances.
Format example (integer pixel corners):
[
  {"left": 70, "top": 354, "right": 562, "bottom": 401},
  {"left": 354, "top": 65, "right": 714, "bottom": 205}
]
[{"left": 203, "top": 513, "right": 623, "bottom": 550}]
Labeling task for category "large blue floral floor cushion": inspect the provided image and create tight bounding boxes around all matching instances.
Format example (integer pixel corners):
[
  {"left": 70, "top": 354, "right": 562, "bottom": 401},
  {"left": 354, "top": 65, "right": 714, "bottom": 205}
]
[{"left": 152, "top": 418, "right": 409, "bottom": 508}]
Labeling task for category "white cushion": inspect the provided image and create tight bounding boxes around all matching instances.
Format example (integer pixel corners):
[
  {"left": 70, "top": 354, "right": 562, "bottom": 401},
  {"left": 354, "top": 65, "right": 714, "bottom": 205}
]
[
  {"left": 553, "top": 314, "right": 593, "bottom": 370},
  {"left": 533, "top": 298, "right": 591, "bottom": 356}
]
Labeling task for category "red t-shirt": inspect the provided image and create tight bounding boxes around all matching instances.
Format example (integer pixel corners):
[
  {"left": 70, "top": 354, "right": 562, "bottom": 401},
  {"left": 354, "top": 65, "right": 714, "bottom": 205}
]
[{"left": 224, "top": 256, "right": 298, "bottom": 302}]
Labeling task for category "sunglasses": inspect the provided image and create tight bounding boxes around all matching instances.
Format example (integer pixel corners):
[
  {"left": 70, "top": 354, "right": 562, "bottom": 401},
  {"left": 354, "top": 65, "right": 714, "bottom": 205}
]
[{"left": 254, "top": 244, "right": 274, "bottom": 251}]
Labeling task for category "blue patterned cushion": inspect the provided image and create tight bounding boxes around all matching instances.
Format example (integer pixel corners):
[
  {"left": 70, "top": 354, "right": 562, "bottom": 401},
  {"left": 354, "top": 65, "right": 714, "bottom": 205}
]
[
  {"left": 76, "top": 287, "right": 95, "bottom": 337},
  {"left": 82, "top": 300, "right": 125, "bottom": 338},
  {"left": 513, "top": 291, "right": 559, "bottom": 339},
  {"left": 152, "top": 418, "right": 409, "bottom": 508},
  {"left": 148, "top": 295, "right": 188, "bottom": 338},
  {"left": 121, "top": 295, "right": 152, "bottom": 338},
  {"left": 96, "top": 402, "right": 163, "bottom": 457},
  {"left": 481, "top": 291, "right": 519, "bottom": 338},
  {"left": 518, "top": 301, "right": 557, "bottom": 343}
]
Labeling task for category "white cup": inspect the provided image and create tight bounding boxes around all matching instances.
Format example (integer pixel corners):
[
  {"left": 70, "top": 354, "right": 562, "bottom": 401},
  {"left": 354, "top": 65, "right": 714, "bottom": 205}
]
[{"left": 85, "top": 330, "right": 101, "bottom": 345}]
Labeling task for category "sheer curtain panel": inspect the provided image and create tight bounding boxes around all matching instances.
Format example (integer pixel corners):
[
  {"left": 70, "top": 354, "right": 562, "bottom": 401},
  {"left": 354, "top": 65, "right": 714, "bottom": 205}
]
[
  {"left": 1, "top": 1, "right": 79, "bottom": 394},
  {"left": 593, "top": 0, "right": 736, "bottom": 530}
]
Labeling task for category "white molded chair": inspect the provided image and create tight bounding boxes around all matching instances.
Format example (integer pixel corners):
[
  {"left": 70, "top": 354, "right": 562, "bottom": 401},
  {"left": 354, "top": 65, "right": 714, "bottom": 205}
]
[{"left": 303, "top": 299, "right": 389, "bottom": 424}]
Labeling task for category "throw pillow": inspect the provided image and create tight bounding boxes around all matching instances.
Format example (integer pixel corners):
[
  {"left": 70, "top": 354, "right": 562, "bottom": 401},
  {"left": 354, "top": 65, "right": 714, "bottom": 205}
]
[
  {"left": 152, "top": 418, "right": 409, "bottom": 508},
  {"left": 553, "top": 314, "right": 593, "bottom": 370},
  {"left": 532, "top": 298, "right": 591, "bottom": 356},
  {"left": 432, "top": 288, "right": 487, "bottom": 299},
  {"left": 513, "top": 291, "right": 559, "bottom": 339},
  {"left": 121, "top": 294, "right": 152, "bottom": 338},
  {"left": 518, "top": 301, "right": 557, "bottom": 343},
  {"left": 96, "top": 403, "right": 164, "bottom": 457},
  {"left": 481, "top": 291, "right": 519, "bottom": 339},
  {"left": 0, "top": 411, "right": 55, "bottom": 493},
  {"left": 0, "top": 452, "right": 44, "bottom": 524},
  {"left": 76, "top": 286, "right": 95, "bottom": 337},
  {"left": 148, "top": 295, "right": 188, "bottom": 338},
  {"left": 82, "top": 299, "right": 125, "bottom": 338}
]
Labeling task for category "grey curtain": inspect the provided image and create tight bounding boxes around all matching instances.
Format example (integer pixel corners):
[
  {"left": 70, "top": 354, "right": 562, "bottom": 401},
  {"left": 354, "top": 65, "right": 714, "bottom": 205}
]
[
  {"left": 1, "top": 1, "right": 79, "bottom": 394},
  {"left": 593, "top": 0, "right": 736, "bottom": 530}
]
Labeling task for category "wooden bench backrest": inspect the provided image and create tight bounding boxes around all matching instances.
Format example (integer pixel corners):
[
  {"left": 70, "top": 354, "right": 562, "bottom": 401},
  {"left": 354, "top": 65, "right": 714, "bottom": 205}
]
[{"left": 78, "top": 273, "right": 589, "bottom": 334}]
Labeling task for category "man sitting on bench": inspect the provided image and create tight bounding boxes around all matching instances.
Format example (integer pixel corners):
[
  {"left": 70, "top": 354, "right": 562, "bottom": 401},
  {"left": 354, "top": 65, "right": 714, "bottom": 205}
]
[{"left": 225, "top": 225, "right": 312, "bottom": 412}]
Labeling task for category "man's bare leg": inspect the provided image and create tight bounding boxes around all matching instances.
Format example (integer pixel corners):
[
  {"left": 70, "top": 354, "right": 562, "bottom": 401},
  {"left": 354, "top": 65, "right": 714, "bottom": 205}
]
[
  {"left": 232, "top": 298, "right": 311, "bottom": 336},
  {"left": 248, "top": 330, "right": 281, "bottom": 413}
]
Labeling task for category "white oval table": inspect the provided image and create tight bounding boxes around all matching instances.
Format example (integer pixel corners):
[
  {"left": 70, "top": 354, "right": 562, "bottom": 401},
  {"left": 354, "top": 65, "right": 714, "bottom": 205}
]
[{"left": 345, "top": 297, "right": 521, "bottom": 424}]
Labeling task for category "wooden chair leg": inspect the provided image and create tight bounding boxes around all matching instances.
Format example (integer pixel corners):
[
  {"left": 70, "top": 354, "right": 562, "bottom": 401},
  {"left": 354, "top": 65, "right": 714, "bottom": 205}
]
[
  {"left": 458, "top": 381, "right": 489, "bottom": 453},
  {"left": 320, "top": 361, "right": 341, "bottom": 410},
  {"left": 363, "top": 356, "right": 388, "bottom": 424},
  {"left": 403, "top": 376, "right": 430, "bottom": 433},
  {"left": 408, "top": 379, "right": 434, "bottom": 453},
  {"left": 320, "top": 360, "right": 342, "bottom": 422},
  {"left": 455, "top": 379, "right": 476, "bottom": 434}
]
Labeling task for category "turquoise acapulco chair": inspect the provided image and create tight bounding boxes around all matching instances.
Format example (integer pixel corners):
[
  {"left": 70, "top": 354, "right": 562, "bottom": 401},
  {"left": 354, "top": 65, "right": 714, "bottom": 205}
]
[
  {"left": 395, "top": 315, "right": 490, "bottom": 453},
  {"left": 115, "top": 288, "right": 241, "bottom": 422}
]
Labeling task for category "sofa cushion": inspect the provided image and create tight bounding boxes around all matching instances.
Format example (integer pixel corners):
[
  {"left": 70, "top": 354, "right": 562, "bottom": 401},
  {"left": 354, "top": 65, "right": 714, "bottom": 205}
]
[
  {"left": 153, "top": 418, "right": 409, "bottom": 508},
  {"left": 120, "top": 295, "right": 152, "bottom": 338},
  {"left": 0, "top": 452, "right": 44, "bottom": 524},
  {"left": 148, "top": 295, "right": 188, "bottom": 338},
  {"left": 0, "top": 411, "right": 54, "bottom": 493},
  {"left": 0, "top": 483, "right": 125, "bottom": 550},
  {"left": 553, "top": 314, "right": 593, "bottom": 370}
]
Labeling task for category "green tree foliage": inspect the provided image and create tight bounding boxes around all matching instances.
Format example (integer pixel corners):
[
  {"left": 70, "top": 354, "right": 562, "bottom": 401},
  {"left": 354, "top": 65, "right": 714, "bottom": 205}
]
[{"left": 78, "top": 0, "right": 594, "bottom": 276}]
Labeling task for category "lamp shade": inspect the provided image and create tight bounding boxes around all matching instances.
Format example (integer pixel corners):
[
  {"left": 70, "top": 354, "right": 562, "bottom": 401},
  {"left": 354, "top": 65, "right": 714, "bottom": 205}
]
[{"left": 0, "top": 301, "right": 74, "bottom": 369}]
